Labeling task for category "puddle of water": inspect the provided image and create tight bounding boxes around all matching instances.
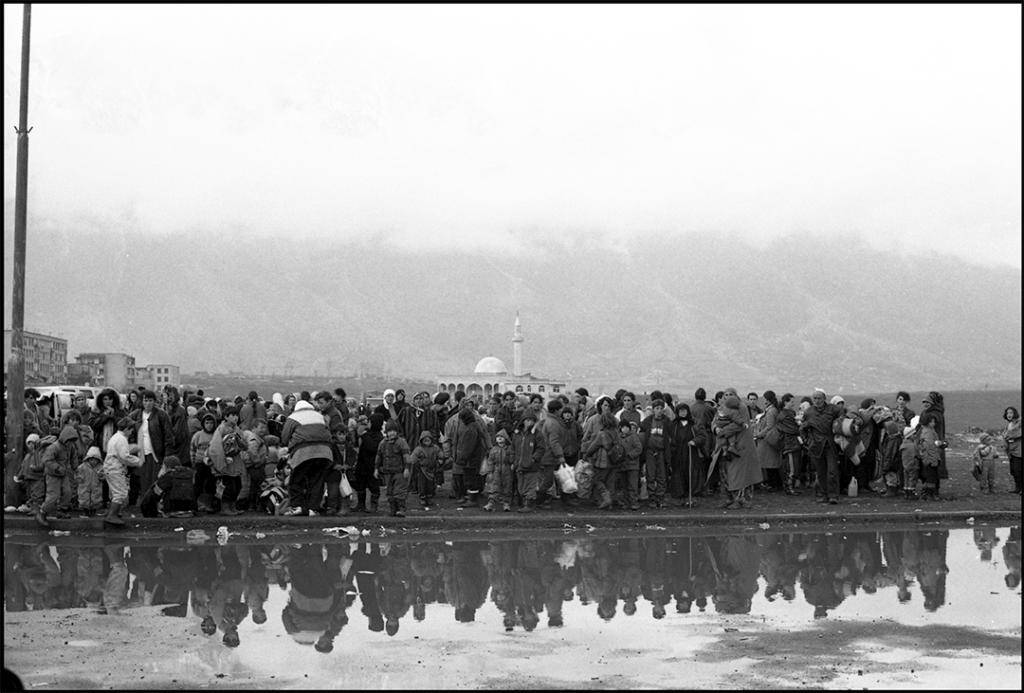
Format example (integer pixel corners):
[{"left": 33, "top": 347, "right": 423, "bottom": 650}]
[{"left": 4, "top": 525, "right": 1020, "bottom": 689}]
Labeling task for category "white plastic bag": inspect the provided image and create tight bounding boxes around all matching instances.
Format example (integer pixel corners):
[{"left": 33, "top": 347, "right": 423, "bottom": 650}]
[
  {"left": 555, "top": 463, "right": 578, "bottom": 494},
  {"left": 340, "top": 473, "right": 354, "bottom": 497}
]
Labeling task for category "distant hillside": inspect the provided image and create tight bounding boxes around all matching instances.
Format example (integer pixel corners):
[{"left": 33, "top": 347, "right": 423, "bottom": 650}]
[{"left": 4, "top": 218, "right": 1021, "bottom": 394}]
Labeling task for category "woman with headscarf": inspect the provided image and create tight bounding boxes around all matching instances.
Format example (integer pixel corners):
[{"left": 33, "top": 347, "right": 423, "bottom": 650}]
[
  {"left": 754, "top": 390, "right": 783, "bottom": 490},
  {"left": 920, "top": 392, "right": 948, "bottom": 485},
  {"left": 712, "top": 388, "right": 763, "bottom": 509},
  {"left": 374, "top": 389, "right": 400, "bottom": 424},
  {"left": 671, "top": 402, "right": 706, "bottom": 506},
  {"left": 1003, "top": 406, "right": 1022, "bottom": 495},
  {"left": 269, "top": 393, "right": 286, "bottom": 419}
]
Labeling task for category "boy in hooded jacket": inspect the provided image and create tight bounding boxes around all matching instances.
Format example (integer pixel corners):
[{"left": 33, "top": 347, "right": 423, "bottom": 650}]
[
  {"left": 76, "top": 446, "right": 105, "bottom": 517},
  {"left": 38, "top": 425, "right": 80, "bottom": 526},
  {"left": 376, "top": 420, "right": 412, "bottom": 517},
  {"left": 484, "top": 429, "right": 515, "bottom": 512},
  {"left": 18, "top": 433, "right": 48, "bottom": 517},
  {"left": 972, "top": 432, "right": 1000, "bottom": 494},
  {"left": 410, "top": 430, "right": 440, "bottom": 509}
]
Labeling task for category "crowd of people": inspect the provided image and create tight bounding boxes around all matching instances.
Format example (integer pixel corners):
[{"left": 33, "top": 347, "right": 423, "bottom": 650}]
[
  {"left": 4, "top": 384, "right": 1022, "bottom": 526},
  {"left": 6, "top": 528, "right": 1020, "bottom": 647}
]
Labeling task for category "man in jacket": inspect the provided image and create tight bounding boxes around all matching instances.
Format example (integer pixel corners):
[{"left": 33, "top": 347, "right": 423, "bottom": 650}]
[
  {"left": 538, "top": 399, "right": 570, "bottom": 509},
  {"left": 281, "top": 400, "right": 335, "bottom": 516},
  {"left": 800, "top": 389, "right": 844, "bottom": 505},
  {"left": 164, "top": 386, "right": 192, "bottom": 466},
  {"left": 129, "top": 390, "right": 174, "bottom": 508}
]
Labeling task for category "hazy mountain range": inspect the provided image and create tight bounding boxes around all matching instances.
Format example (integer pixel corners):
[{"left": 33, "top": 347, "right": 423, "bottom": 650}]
[{"left": 4, "top": 214, "right": 1021, "bottom": 394}]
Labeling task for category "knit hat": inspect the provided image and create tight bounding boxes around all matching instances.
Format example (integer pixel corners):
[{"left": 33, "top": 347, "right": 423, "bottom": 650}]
[
  {"left": 419, "top": 430, "right": 434, "bottom": 442},
  {"left": 979, "top": 433, "right": 993, "bottom": 445},
  {"left": 521, "top": 411, "right": 538, "bottom": 423},
  {"left": 163, "top": 455, "right": 182, "bottom": 469},
  {"left": 434, "top": 392, "right": 451, "bottom": 406},
  {"left": 385, "top": 420, "right": 400, "bottom": 433},
  {"left": 26, "top": 433, "right": 40, "bottom": 445},
  {"left": 85, "top": 446, "right": 102, "bottom": 461},
  {"left": 830, "top": 395, "right": 845, "bottom": 406},
  {"left": 812, "top": 388, "right": 826, "bottom": 397}
]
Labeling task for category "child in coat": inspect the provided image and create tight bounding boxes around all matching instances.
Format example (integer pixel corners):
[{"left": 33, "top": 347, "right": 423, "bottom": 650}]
[
  {"left": 410, "top": 430, "right": 440, "bottom": 509},
  {"left": 484, "top": 430, "right": 514, "bottom": 512},
  {"left": 75, "top": 446, "right": 105, "bottom": 517},
  {"left": 191, "top": 411, "right": 218, "bottom": 513},
  {"left": 618, "top": 420, "right": 643, "bottom": 511},
  {"left": 375, "top": 420, "right": 411, "bottom": 517},
  {"left": 16, "top": 433, "right": 48, "bottom": 516},
  {"left": 900, "top": 423, "right": 920, "bottom": 500},
  {"left": 513, "top": 414, "right": 541, "bottom": 513},
  {"left": 103, "top": 417, "right": 142, "bottom": 525},
  {"left": 972, "top": 433, "right": 1001, "bottom": 494}
]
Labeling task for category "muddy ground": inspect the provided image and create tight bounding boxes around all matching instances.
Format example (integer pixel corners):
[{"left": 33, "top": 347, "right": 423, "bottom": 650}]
[{"left": 4, "top": 605, "right": 1020, "bottom": 689}]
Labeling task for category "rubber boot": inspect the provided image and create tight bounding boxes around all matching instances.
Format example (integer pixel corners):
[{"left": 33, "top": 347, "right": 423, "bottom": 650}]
[
  {"left": 354, "top": 499, "right": 367, "bottom": 513},
  {"left": 726, "top": 491, "right": 742, "bottom": 510},
  {"left": 395, "top": 502, "right": 406, "bottom": 518},
  {"left": 597, "top": 489, "right": 612, "bottom": 511},
  {"left": 104, "top": 502, "right": 125, "bottom": 526},
  {"left": 35, "top": 508, "right": 51, "bottom": 529},
  {"left": 220, "top": 501, "right": 243, "bottom": 516},
  {"left": 367, "top": 497, "right": 379, "bottom": 514},
  {"left": 388, "top": 499, "right": 398, "bottom": 517},
  {"left": 517, "top": 499, "right": 536, "bottom": 513}
]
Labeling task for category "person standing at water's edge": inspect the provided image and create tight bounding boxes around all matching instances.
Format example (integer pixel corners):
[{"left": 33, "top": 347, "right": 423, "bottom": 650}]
[{"left": 1003, "top": 407, "right": 1022, "bottom": 495}]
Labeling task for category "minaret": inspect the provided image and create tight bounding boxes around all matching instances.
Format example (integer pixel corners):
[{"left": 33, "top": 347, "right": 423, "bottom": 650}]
[{"left": 512, "top": 312, "right": 523, "bottom": 377}]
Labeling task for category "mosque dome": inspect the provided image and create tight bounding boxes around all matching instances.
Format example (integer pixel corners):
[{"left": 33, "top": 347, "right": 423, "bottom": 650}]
[{"left": 474, "top": 357, "right": 508, "bottom": 374}]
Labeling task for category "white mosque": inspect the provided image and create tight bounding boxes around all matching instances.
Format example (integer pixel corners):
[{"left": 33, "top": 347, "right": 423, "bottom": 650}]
[{"left": 436, "top": 314, "right": 569, "bottom": 400}]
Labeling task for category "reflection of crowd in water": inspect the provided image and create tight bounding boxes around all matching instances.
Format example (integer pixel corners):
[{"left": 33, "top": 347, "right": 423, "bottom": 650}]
[{"left": 5, "top": 527, "right": 1021, "bottom": 649}]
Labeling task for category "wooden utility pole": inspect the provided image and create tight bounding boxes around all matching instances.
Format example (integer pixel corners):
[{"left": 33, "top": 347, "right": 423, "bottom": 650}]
[{"left": 7, "top": 4, "right": 32, "bottom": 462}]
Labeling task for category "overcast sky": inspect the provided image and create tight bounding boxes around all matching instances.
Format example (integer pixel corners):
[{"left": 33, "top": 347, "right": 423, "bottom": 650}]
[{"left": 4, "top": 4, "right": 1022, "bottom": 266}]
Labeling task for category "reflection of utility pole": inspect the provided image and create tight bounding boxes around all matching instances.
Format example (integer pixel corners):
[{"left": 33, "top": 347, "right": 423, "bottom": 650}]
[{"left": 7, "top": 4, "right": 32, "bottom": 462}]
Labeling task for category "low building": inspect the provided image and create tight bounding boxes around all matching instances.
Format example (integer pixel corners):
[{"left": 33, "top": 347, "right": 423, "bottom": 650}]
[
  {"left": 74, "top": 352, "right": 137, "bottom": 392},
  {"left": 141, "top": 364, "right": 181, "bottom": 392},
  {"left": 4, "top": 329, "right": 68, "bottom": 385},
  {"left": 436, "top": 315, "right": 568, "bottom": 400}
]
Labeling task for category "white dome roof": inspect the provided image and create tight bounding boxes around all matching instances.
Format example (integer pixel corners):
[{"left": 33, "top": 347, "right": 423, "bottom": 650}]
[{"left": 474, "top": 357, "right": 508, "bottom": 374}]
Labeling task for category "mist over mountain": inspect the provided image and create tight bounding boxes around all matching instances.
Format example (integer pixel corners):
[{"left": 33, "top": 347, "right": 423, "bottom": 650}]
[{"left": 4, "top": 216, "right": 1021, "bottom": 394}]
